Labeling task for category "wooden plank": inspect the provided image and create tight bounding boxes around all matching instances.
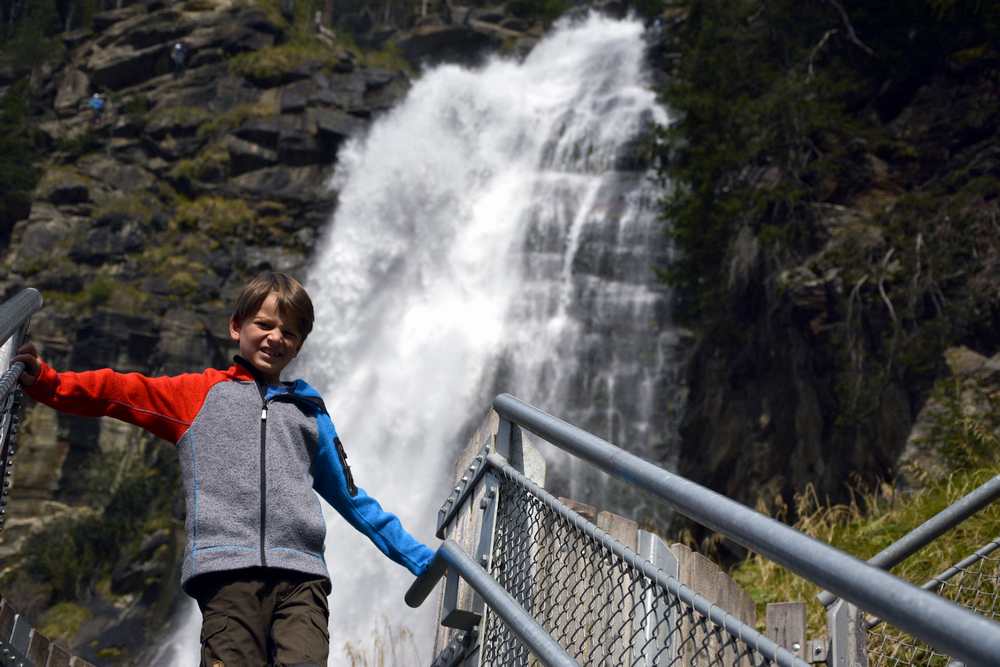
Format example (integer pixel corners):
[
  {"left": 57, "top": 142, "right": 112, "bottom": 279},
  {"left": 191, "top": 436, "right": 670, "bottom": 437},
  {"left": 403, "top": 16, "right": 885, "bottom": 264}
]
[
  {"left": 0, "top": 598, "right": 16, "bottom": 641},
  {"left": 27, "top": 629, "right": 51, "bottom": 667},
  {"left": 671, "top": 543, "right": 696, "bottom": 664},
  {"left": 767, "top": 602, "right": 807, "bottom": 659},
  {"left": 559, "top": 497, "right": 597, "bottom": 524},
  {"left": 47, "top": 643, "right": 73, "bottom": 667},
  {"left": 597, "top": 510, "right": 638, "bottom": 665}
]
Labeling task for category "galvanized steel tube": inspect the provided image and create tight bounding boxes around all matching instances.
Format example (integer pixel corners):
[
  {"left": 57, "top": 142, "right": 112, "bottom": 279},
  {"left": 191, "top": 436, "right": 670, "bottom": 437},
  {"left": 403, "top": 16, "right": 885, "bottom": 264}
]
[
  {"left": 493, "top": 393, "right": 1000, "bottom": 667},
  {"left": 0, "top": 289, "right": 42, "bottom": 348},
  {"left": 407, "top": 540, "right": 579, "bottom": 667}
]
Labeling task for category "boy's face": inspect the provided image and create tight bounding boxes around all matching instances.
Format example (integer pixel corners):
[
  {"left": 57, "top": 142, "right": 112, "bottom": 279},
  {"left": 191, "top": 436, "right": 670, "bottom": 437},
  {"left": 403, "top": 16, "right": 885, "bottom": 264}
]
[{"left": 229, "top": 293, "right": 303, "bottom": 384}]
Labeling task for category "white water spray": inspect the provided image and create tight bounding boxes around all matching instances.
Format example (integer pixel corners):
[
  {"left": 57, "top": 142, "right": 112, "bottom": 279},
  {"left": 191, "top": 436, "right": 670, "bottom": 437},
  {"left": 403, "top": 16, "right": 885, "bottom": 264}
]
[{"left": 156, "top": 12, "right": 675, "bottom": 665}]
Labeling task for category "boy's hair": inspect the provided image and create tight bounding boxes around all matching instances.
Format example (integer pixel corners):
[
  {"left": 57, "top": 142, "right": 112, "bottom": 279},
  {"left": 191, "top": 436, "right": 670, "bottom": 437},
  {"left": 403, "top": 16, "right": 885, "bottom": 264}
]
[{"left": 231, "top": 272, "right": 314, "bottom": 342}]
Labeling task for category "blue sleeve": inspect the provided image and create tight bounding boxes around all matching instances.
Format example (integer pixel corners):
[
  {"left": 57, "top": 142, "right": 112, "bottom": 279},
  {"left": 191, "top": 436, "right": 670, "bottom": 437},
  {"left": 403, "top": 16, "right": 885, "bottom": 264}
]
[{"left": 312, "top": 411, "right": 436, "bottom": 576}]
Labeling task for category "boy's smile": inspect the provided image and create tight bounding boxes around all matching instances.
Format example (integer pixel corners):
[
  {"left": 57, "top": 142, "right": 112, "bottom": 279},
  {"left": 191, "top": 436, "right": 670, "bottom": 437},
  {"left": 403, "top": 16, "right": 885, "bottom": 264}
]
[{"left": 230, "top": 293, "right": 303, "bottom": 385}]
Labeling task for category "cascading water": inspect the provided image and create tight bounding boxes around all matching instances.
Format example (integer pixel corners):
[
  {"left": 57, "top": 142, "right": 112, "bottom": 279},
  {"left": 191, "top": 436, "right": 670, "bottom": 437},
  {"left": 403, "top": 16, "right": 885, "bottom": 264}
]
[{"left": 155, "top": 11, "right": 678, "bottom": 666}]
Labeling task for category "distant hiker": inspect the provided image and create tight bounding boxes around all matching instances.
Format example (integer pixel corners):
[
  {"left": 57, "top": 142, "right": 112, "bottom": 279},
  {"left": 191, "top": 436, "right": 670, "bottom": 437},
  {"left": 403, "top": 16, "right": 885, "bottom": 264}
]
[
  {"left": 88, "top": 93, "right": 105, "bottom": 126},
  {"left": 13, "top": 272, "right": 437, "bottom": 666},
  {"left": 171, "top": 42, "right": 187, "bottom": 77}
]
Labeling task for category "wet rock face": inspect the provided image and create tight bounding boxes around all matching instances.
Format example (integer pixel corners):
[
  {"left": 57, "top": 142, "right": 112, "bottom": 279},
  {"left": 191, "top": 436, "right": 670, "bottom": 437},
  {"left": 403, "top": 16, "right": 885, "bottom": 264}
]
[{"left": 674, "top": 55, "right": 1000, "bottom": 547}]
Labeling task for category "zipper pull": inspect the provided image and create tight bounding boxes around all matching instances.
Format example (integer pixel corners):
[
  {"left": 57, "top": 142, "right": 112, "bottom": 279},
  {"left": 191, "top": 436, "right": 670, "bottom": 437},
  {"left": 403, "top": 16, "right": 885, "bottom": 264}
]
[{"left": 261, "top": 406, "right": 268, "bottom": 421}]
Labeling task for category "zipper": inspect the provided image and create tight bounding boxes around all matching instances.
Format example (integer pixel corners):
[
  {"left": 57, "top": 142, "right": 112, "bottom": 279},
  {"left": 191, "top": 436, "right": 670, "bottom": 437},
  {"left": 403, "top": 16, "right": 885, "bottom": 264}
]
[{"left": 259, "top": 401, "right": 268, "bottom": 567}]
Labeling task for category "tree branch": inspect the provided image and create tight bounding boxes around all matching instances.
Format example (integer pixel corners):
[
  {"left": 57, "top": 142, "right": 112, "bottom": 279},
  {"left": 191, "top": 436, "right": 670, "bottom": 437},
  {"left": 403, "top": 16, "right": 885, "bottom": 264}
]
[
  {"left": 824, "top": 0, "right": 876, "bottom": 56},
  {"left": 807, "top": 28, "right": 839, "bottom": 81}
]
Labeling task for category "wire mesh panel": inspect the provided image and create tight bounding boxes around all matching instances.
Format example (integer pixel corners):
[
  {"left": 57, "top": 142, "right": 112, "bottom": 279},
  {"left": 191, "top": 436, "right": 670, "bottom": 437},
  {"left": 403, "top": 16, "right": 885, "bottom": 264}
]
[
  {"left": 480, "top": 468, "right": 789, "bottom": 666},
  {"left": 866, "top": 539, "right": 1000, "bottom": 666}
]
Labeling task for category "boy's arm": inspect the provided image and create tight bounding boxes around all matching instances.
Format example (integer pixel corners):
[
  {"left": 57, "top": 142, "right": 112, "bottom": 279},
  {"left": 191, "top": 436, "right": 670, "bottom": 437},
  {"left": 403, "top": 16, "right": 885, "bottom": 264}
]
[
  {"left": 312, "top": 412, "right": 436, "bottom": 576},
  {"left": 19, "top": 348, "right": 217, "bottom": 444}
]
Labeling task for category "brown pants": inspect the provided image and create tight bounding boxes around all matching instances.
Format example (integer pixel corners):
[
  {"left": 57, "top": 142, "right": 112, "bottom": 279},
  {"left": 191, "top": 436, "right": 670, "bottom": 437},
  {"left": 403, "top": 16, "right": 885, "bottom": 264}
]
[{"left": 190, "top": 568, "right": 331, "bottom": 667}]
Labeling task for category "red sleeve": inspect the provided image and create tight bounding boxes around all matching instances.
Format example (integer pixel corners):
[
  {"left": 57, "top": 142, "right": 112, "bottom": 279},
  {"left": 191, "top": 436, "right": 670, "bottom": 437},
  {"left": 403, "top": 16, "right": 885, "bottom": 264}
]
[{"left": 24, "top": 362, "right": 228, "bottom": 444}]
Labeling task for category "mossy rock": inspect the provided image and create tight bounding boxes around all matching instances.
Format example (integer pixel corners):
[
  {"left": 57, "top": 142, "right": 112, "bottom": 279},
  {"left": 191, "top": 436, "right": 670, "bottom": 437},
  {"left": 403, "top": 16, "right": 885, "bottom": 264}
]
[
  {"left": 229, "top": 42, "right": 349, "bottom": 86},
  {"left": 173, "top": 196, "right": 255, "bottom": 235},
  {"left": 170, "top": 143, "right": 231, "bottom": 187},
  {"left": 35, "top": 168, "right": 95, "bottom": 205}
]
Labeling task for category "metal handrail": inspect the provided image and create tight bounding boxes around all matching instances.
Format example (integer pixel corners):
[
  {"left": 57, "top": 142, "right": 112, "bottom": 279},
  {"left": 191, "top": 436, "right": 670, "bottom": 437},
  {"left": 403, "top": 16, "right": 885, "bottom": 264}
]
[
  {"left": 493, "top": 392, "right": 1000, "bottom": 667},
  {"left": 407, "top": 540, "right": 580, "bottom": 667},
  {"left": 866, "top": 536, "right": 1000, "bottom": 631},
  {"left": 0, "top": 288, "right": 43, "bottom": 404},
  {"left": 0, "top": 288, "right": 42, "bottom": 348},
  {"left": 818, "top": 475, "right": 1000, "bottom": 607}
]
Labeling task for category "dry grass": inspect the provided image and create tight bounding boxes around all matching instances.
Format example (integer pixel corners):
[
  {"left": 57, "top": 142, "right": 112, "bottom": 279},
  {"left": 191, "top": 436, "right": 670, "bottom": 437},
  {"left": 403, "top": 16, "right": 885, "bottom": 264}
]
[{"left": 732, "top": 468, "right": 1000, "bottom": 635}]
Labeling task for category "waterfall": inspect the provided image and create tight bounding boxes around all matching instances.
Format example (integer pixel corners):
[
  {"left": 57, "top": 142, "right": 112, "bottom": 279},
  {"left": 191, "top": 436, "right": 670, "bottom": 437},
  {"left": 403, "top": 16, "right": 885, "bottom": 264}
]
[{"left": 156, "top": 11, "right": 676, "bottom": 666}]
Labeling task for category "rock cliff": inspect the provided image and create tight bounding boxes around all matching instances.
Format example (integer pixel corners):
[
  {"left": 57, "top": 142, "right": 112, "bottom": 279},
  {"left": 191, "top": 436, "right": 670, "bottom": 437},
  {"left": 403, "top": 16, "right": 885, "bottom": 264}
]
[{"left": 0, "top": 0, "right": 575, "bottom": 660}]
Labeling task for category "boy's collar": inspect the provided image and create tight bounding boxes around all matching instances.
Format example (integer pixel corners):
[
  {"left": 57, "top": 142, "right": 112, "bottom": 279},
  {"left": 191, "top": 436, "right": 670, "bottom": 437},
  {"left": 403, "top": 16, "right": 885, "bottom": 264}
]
[
  {"left": 232, "top": 355, "right": 287, "bottom": 386},
  {"left": 232, "top": 356, "right": 326, "bottom": 410}
]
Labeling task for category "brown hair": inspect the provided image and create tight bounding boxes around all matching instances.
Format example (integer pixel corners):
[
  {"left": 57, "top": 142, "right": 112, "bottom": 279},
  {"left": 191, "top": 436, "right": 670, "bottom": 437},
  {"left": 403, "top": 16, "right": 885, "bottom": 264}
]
[{"left": 231, "top": 272, "right": 315, "bottom": 342}]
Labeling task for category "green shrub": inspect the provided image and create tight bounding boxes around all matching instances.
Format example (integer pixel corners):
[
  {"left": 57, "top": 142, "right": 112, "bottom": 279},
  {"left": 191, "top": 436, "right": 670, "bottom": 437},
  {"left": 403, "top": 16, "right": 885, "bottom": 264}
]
[
  {"left": 22, "top": 454, "right": 180, "bottom": 604},
  {"left": 38, "top": 602, "right": 92, "bottom": 642},
  {"left": 170, "top": 143, "right": 231, "bottom": 185},
  {"left": 173, "top": 196, "right": 255, "bottom": 234}
]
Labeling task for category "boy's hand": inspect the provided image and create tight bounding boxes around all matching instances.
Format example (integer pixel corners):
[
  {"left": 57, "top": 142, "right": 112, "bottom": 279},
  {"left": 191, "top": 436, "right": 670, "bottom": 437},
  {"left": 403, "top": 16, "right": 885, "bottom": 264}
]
[{"left": 12, "top": 343, "right": 42, "bottom": 386}]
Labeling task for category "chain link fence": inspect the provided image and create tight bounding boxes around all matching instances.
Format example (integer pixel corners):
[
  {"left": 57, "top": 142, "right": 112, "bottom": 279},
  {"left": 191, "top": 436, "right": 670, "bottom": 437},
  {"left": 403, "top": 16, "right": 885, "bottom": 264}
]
[
  {"left": 480, "top": 463, "right": 802, "bottom": 667},
  {"left": 867, "top": 538, "right": 1000, "bottom": 666}
]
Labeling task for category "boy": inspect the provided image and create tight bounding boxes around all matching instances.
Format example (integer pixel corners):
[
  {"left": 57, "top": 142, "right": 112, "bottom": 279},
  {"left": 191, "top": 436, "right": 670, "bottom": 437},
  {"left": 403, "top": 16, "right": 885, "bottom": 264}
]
[{"left": 15, "top": 272, "right": 435, "bottom": 666}]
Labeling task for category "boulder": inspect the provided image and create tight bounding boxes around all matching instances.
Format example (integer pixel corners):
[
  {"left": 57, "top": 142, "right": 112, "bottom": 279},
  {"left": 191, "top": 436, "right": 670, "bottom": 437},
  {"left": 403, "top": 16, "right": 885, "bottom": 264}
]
[
  {"left": 213, "top": 20, "right": 276, "bottom": 56},
  {"left": 10, "top": 205, "right": 77, "bottom": 274},
  {"left": 54, "top": 69, "right": 90, "bottom": 116},
  {"left": 69, "top": 220, "right": 146, "bottom": 265},
  {"left": 227, "top": 165, "right": 333, "bottom": 205},
  {"left": 79, "top": 156, "right": 156, "bottom": 193},
  {"left": 280, "top": 80, "right": 312, "bottom": 114},
  {"left": 120, "top": 12, "right": 190, "bottom": 49},
  {"left": 145, "top": 110, "right": 207, "bottom": 140},
  {"left": 87, "top": 43, "right": 169, "bottom": 90},
  {"left": 310, "top": 71, "right": 367, "bottom": 111},
  {"left": 309, "top": 107, "right": 366, "bottom": 152},
  {"left": 92, "top": 6, "right": 143, "bottom": 32},
  {"left": 278, "top": 129, "right": 326, "bottom": 166},
  {"left": 224, "top": 135, "right": 278, "bottom": 175},
  {"left": 396, "top": 23, "right": 503, "bottom": 67},
  {"left": 61, "top": 28, "right": 93, "bottom": 50},
  {"left": 36, "top": 171, "right": 93, "bottom": 205},
  {"left": 235, "top": 115, "right": 301, "bottom": 149}
]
